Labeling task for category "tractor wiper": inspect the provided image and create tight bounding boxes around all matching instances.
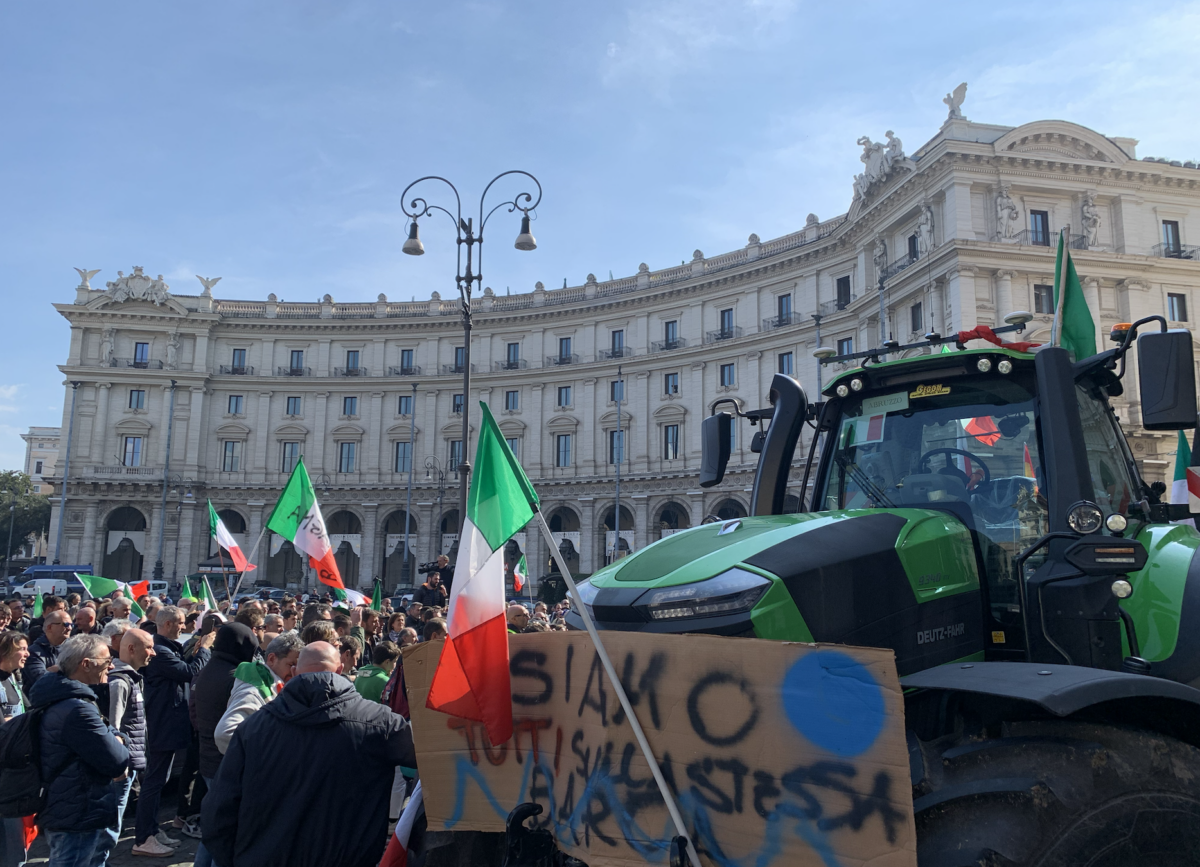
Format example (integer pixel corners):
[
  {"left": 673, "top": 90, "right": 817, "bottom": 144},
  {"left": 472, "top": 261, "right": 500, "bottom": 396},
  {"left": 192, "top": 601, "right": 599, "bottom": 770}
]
[{"left": 835, "top": 453, "right": 897, "bottom": 507}]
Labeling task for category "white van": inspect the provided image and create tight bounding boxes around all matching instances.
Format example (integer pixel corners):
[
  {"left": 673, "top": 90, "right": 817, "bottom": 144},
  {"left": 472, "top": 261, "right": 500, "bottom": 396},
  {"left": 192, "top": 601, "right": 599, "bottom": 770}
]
[
  {"left": 16, "top": 578, "right": 68, "bottom": 600},
  {"left": 146, "top": 580, "right": 169, "bottom": 597}
]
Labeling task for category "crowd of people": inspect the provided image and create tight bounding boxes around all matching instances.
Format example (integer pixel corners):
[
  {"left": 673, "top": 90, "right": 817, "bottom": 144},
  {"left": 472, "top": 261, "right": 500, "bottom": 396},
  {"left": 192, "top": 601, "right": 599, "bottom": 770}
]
[{"left": 0, "top": 571, "right": 575, "bottom": 867}]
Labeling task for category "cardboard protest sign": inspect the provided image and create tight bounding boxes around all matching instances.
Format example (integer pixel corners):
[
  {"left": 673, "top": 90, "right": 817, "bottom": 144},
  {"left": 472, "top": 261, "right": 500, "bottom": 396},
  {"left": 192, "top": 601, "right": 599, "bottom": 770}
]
[{"left": 405, "top": 632, "right": 916, "bottom": 867}]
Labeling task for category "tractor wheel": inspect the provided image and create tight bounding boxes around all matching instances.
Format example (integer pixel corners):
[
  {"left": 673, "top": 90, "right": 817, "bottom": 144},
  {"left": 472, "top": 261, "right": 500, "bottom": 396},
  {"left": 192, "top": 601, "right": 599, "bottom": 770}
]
[{"left": 914, "top": 719, "right": 1200, "bottom": 866}]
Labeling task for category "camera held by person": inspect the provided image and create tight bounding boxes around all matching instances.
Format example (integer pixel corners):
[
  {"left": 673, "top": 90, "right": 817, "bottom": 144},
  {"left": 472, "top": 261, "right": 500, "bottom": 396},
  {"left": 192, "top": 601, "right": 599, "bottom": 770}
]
[{"left": 417, "top": 562, "right": 439, "bottom": 575}]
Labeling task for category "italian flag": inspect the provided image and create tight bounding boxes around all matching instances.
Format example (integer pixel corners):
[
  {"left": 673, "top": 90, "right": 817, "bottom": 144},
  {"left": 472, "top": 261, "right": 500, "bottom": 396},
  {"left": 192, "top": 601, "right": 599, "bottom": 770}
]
[
  {"left": 426, "top": 403, "right": 538, "bottom": 745},
  {"left": 371, "top": 580, "right": 383, "bottom": 612},
  {"left": 266, "top": 457, "right": 344, "bottom": 593},
  {"left": 75, "top": 574, "right": 146, "bottom": 619},
  {"left": 1170, "top": 430, "right": 1200, "bottom": 516},
  {"left": 512, "top": 554, "right": 527, "bottom": 593},
  {"left": 194, "top": 576, "right": 220, "bottom": 613},
  {"left": 379, "top": 780, "right": 424, "bottom": 867},
  {"left": 209, "top": 500, "right": 255, "bottom": 572}
]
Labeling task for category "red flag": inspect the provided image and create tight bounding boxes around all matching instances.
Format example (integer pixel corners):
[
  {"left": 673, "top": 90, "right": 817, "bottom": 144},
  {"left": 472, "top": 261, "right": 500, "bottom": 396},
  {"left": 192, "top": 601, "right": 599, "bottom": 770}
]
[
  {"left": 965, "top": 416, "right": 1001, "bottom": 447},
  {"left": 128, "top": 580, "right": 150, "bottom": 600}
]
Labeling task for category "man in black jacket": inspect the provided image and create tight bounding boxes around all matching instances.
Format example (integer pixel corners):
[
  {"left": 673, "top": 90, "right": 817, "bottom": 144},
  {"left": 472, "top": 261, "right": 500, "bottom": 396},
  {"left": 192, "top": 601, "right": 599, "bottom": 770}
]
[
  {"left": 23, "top": 609, "right": 72, "bottom": 692},
  {"left": 29, "top": 633, "right": 131, "bottom": 866},
  {"left": 135, "top": 605, "right": 214, "bottom": 856},
  {"left": 203, "top": 641, "right": 416, "bottom": 867}
]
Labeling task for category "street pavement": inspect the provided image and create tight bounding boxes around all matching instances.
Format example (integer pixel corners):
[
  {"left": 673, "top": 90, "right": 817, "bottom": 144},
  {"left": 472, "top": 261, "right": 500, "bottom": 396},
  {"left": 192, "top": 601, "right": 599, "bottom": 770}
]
[{"left": 24, "top": 802, "right": 199, "bottom": 867}]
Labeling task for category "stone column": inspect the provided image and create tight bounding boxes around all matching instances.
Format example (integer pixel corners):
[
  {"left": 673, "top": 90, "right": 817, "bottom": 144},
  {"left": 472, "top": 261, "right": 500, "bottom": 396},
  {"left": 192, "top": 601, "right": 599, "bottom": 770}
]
[
  {"left": 930, "top": 278, "right": 946, "bottom": 335},
  {"left": 579, "top": 498, "right": 596, "bottom": 574},
  {"left": 186, "top": 387, "right": 206, "bottom": 475},
  {"left": 360, "top": 503, "right": 379, "bottom": 590},
  {"left": 996, "top": 270, "right": 1016, "bottom": 320},
  {"left": 366, "top": 392, "right": 384, "bottom": 485},
  {"left": 1083, "top": 277, "right": 1102, "bottom": 351},
  {"left": 157, "top": 383, "right": 174, "bottom": 468},
  {"left": 178, "top": 501, "right": 199, "bottom": 583},
  {"left": 254, "top": 392, "right": 272, "bottom": 475},
  {"left": 582, "top": 378, "right": 597, "bottom": 475},
  {"left": 632, "top": 495, "right": 650, "bottom": 554},
  {"left": 95, "top": 383, "right": 111, "bottom": 466},
  {"left": 688, "top": 362, "right": 706, "bottom": 457},
  {"left": 529, "top": 384, "right": 545, "bottom": 474},
  {"left": 82, "top": 501, "right": 99, "bottom": 572},
  {"left": 311, "top": 392, "right": 329, "bottom": 473}
]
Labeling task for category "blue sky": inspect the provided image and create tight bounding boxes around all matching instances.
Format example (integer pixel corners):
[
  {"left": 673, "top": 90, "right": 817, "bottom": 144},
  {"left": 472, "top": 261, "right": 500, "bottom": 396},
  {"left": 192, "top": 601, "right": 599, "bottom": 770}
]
[{"left": 2, "top": 0, "right": 1198, "bottom": 469}]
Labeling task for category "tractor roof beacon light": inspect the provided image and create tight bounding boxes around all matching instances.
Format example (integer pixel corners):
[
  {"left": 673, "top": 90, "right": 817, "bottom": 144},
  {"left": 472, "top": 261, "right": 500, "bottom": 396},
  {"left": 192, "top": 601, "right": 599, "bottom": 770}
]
[
  {"left": 1067, "top": 501, "right": 1104, "bottom": 535},
  {"left": 402, "top": 221, "right": 424, "bottom": 256},
  {"left": 813, "top": 347, "right": 836, "bottom": 360},
  {"left": 514, "top": 213, "right": 537, "bottom": 251},
  {"left": 1110, "top": 322, "right": 1132, "bottom": 344},
  {"left": 1004, "top": 310, "right": 1034, "bottom": 327}
]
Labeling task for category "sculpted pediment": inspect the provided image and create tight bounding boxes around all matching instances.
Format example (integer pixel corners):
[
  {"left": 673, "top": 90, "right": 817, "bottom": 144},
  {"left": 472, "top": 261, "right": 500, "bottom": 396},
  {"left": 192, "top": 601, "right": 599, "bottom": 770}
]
[
  {"left": 274, "top": 422, "right": 309, "bottom": 438},
  {"left": 85, "top": 267, "right": 190, "bottom": 316},
  {"left": 994, "top": 122, "right": 1130, "bottom": 165}
]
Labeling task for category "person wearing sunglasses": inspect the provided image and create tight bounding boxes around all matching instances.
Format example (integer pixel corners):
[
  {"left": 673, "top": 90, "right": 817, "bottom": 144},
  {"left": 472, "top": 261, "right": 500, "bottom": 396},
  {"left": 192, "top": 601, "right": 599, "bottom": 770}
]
[
  {"left": 24, "top": 610, "right": 73, "bottom": 692},
  {"left": 28, "top": 633, "right": 131, "bottom": 866}
]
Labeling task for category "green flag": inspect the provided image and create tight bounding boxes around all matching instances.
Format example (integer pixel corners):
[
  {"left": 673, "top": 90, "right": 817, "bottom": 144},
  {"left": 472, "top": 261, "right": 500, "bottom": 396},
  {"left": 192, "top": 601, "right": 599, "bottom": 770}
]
[
  {"left": 1172, "top": 430, "right": 1193, "bottom": 506},
  {"left": 32, "top": 593, "right": 43, "bottom": 618},
  {"left": 1053, "top": 233, "right": 1096, "bottom": 360},
  {"left": 180, "top": 576, "right": 195, "bottom": 601},
  {"left": 76, "top": 574, "right": 146, "bottom": 619},
  {"left": 370, "top": 580, "right": 382, "bottom": 612}
]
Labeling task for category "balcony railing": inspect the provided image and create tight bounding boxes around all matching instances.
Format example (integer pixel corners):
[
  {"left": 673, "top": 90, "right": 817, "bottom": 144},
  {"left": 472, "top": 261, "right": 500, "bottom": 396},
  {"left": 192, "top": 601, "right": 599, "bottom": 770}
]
[
  {"left": 87, "top": 465, "right": 159, "bottom": 476},
  {"left": 762, "top": 312, "right": 799, "bottom": 331},
  {"left": 1013, "top": 230, "right": 1088, "bottom": 249},
  {"left": 598, "top": 347, "right": 634, "bottom": 360},
  {"left": 277, "top": 366, "right": 312, "bottom": 377},
  {"left": 111, "top": 358, "right": 163, "bottom": 370},
  {"left": 650, "top": 338, "right": 688, "bottom": 353},
  {"left": 705, "top": 327, "right": 743, "bottom": 344},
  {"left": 441, "top": 364, "right": 465, "bottom": 375},
  {"left": 388, "top": 365, "right": 422, "bottom": 376},
  {"left": 546, "top": 354, "right": 580, "bottom": 366},
  {"left": 218, "top": 365, "right": 255, "bottom": 375},
  {"left": 1153, "top": 243, "right": 1200, "bottom": 260},
  {"left": 881, "top": 254, "right": 918, "bottom": 282},
  {"left": 494, "top": 359, "right": 528, "bottom": 371},
  {"left": 334, "top": 367, "right": 369, "bottom": 377},
  {"left": 818, "top": 294, "right": 857, "bottom": 315}
]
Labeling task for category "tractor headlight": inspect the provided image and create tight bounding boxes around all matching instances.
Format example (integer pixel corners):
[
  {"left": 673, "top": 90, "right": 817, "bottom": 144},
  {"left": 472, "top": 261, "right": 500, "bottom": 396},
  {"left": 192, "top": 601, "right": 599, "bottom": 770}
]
[
  {"left": 1067, "top": 501, "right": 1104, "bottom": 535},
  {"left": 836, "top": 384, "right": 849, "bottom": 397},
  {"left": 850, "top": 378, "right": 864, "bottom": 392},
  {"left": 634, "top": 568, "right": 770, "bottom": 621},
  {"left": 569, "top": 578, "right": 600, "bottom": 619},
  {"left": 976, "top": 357, "right": 992, "bottom": 372}
]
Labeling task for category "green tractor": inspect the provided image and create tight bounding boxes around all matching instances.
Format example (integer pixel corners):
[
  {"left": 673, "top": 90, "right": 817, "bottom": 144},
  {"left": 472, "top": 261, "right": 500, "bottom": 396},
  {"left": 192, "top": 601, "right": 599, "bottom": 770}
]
[{"left": 566, "top": 316, "right": 1200, "bottom": 865}]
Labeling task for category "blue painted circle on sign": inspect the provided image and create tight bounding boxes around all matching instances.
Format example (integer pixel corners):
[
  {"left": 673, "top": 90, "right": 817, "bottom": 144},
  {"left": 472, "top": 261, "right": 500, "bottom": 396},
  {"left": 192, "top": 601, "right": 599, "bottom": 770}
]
[{"left": 782, "top": 650, "right": 885, "bottom": 757}]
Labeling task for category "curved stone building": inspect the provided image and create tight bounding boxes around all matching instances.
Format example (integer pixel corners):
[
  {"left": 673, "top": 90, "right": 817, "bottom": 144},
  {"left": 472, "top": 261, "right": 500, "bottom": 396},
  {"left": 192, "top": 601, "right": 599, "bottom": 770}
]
[{"left": 46, "top": 110, "right": 1200, "bottom": 591}]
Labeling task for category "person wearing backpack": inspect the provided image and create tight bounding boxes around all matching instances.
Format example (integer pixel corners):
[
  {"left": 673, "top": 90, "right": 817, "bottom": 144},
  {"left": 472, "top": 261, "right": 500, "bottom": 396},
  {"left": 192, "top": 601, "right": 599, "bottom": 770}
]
[
  {"left": 106, "top": 629, "right": 154, "bottom": 859},
  {"left": 0, "top": 630, "right": 31, "bottom": 867},
  {"left": 28, "top": 633, "right": 130, "bottom": 867}
]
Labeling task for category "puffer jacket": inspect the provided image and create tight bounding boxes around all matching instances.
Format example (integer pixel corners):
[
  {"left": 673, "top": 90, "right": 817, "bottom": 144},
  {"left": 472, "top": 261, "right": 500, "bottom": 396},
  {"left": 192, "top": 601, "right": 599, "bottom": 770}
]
[
  {"left": 203, "top": 672, "right": 415, "bottom": 867},
  {"left": 214, "top": 662, "right": 282, "bottom": 755},
  {"left": 29, "top": 673, "right": 130, "bottom": 832},
  {"left": 144, "top": 633, "right": 210, "bottom": 752},
  {"left": 106, "top": 660, "right": 147, "bottom": 770},
  {"left": 192, "top": 624, "right": 258, "bottom": 778},
  {"left": 23, "top": 634, "right": 60, "bottom": 693}
]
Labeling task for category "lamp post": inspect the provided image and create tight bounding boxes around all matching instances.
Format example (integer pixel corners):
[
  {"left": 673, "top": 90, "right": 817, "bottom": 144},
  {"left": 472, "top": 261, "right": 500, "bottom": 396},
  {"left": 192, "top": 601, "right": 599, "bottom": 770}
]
[
  {"left": 400, "top": 171, "right": 542, "bottom": 536},
  {"left": 2, "top": 489, "right": 14, "bottom": 581},
  {"left": 166, "top": 476, "right": 195, "bottom": 586},
  {"left": 402, "top": 382, "right": 417, "bottom": 587},
  {"left": 424, "top": 456, "right": 452, "bottom": 561},
  {"left": 52, "top": 381, "right": 81, "bottom": 565},
  {"left": 153, "top": 380, "right": 179, "bottom": 583}
]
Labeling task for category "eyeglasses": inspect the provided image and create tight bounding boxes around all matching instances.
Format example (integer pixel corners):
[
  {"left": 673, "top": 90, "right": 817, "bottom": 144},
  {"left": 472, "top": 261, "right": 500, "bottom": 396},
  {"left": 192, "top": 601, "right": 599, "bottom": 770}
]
[{"left": 88, "top": 657, "right": 113, "bottom": 670}]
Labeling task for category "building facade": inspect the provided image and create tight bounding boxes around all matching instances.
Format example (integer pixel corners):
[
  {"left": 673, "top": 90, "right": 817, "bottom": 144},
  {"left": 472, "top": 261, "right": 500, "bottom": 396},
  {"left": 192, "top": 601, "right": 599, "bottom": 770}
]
[
  {"left": 21, "top": 427, "right": 60, "bottom": 496},
  {"left": 46, "top": 107, "right": 1200, "bottom": 591}
]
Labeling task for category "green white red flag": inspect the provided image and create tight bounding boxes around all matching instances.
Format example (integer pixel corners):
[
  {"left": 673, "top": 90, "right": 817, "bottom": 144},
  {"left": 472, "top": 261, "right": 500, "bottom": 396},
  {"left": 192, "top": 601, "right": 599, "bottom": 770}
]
[
  {"left": 426, "top": 403, "right": 538, "bottom": 745},
  {"left": 75, "top": 574, "right": 146, "bottom": 619},
  {"left": 266, "top": 457, "right": 344, "bottom": 592},
  {"left": 512, "top": 554, "right": 527, "bottom": 593},
  {"left": 209, "top": 500, "right": 255, "bottom": 572}
]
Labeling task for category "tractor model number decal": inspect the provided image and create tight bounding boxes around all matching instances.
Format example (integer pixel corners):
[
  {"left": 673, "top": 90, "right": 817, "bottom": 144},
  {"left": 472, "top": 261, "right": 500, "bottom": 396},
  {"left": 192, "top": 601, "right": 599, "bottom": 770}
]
[
  {"left": 909, "top": 383, "right": 951, "bottom": 399},
  {"left": 916, "top": 622, "right": 966, "bottom": 644}
]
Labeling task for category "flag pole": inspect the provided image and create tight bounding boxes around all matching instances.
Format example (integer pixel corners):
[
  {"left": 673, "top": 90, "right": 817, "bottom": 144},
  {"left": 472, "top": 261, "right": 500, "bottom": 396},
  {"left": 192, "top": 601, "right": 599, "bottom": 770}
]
[
  {"left": 534, "top": 508, "right": 701, "bottom": 867},
  {"left": 229, "top": 525, "right": 267, "bottom": 602}
]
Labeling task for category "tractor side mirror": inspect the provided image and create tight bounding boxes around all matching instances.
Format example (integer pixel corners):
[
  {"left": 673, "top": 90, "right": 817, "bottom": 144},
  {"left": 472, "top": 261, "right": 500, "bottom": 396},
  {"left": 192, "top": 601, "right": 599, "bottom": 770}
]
[
  {"left": 700, "top": 412, "right": 732, "bottom": 488},
  {"left": 1138, "top": 330, "right": 1197, "bottom": 430}
]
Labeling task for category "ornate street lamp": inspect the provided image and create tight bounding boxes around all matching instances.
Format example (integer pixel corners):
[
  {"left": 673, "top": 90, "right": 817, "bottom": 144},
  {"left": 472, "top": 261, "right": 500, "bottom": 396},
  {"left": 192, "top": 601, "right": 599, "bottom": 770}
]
[{"left": 401, "top": 171, "right": 542, "bottom": 538}]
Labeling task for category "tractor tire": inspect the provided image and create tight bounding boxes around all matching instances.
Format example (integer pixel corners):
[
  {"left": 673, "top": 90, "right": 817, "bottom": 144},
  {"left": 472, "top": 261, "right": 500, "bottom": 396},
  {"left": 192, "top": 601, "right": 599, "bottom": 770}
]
[{"left": 914, "top": 719, "right": 1200, "bottom": 867}]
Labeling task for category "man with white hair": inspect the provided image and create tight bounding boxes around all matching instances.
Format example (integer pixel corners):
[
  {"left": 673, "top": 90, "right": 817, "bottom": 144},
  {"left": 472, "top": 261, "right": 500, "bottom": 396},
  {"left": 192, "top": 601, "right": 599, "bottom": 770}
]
[
  {"left": 214, "top": 632, "right": 303, "bottom": 753},
  {"left": 28, "top": 634, "right": 131, "bottom": 865},
  {"left": 204, "top": 641, "right": 416, "bottom": 867},
  {"left": 100, "top": 617, "right": 134, "bottom": 658}
]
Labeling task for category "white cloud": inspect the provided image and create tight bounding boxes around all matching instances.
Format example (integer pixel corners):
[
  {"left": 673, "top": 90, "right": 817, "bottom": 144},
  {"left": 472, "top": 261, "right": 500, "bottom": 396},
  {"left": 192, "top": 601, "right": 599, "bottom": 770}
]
[{"left": 602, "top": 0, "right": 797, "bottom": 98}]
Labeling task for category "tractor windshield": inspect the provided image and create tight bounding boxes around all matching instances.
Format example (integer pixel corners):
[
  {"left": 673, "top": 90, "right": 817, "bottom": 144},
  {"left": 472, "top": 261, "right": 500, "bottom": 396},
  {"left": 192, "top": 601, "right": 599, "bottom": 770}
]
[{"left": 818, "top": 371, "right": 1048, "bottom": 554}]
